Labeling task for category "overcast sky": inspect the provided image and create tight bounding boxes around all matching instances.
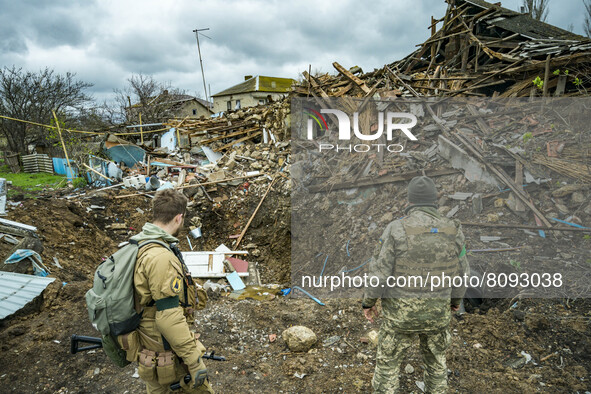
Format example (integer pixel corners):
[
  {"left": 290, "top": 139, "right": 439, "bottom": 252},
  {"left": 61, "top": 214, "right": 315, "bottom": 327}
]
[{"left": 0, "top": 0, "right": 587, "bottom": 105}]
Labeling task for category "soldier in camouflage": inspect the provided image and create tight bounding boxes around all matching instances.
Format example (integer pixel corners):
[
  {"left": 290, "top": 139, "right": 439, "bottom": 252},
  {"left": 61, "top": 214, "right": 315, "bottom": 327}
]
[{"left": 363, "top": 176, "right": 469, "bottom": 393}]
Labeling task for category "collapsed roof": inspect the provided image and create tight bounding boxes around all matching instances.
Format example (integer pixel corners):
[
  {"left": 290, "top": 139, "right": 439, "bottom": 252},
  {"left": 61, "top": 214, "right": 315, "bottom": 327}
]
[{"left": 297, "top": 0, "right": 591, "bottom": 98}]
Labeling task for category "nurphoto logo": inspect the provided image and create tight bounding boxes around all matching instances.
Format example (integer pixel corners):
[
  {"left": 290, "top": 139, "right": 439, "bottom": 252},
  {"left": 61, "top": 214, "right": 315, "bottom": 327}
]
[{"left": 305, "top": 107, "right": 419, "bottom": 153}]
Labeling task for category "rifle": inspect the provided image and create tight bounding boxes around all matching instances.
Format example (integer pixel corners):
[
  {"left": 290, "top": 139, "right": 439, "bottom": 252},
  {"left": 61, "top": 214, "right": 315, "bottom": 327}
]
[{"left": 70, "top": 334, "right": 226, "bottom": 390}]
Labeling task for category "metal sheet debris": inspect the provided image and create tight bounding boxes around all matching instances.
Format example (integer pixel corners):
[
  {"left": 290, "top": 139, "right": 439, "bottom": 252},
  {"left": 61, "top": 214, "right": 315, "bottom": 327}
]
[{"left": 0, "top": 271, "right": 55, "bottom": 319}]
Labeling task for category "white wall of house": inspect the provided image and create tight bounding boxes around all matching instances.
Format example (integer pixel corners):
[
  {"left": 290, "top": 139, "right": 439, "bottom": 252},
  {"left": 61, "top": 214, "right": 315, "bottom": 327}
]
[
  {"left": 176, "top": 101, "right": 212, "bottom": 119},
  {"left": 212, "top": 92, "right": 286, "bottom": 113}
]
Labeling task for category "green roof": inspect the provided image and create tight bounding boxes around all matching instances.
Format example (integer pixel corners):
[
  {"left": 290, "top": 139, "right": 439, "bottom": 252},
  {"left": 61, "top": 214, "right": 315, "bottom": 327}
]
[{"left": 212, "top": 76, "right": 295, "bottom": 97}]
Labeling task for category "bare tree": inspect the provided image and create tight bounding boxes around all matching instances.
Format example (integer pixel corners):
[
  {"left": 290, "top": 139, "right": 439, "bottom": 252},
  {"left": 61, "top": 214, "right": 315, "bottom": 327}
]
[
  {"left": 114, "top": 74, "right": 188, "bottom": 124},
  {"left": 584, "top": 0, "right": 591, "bottom": 37},
  {"left": 0, "top": 66, "right": 92, "bottom": 154},
  {"left": 522, "top": 0, "right": 550, "bottom": 22},
  {"left": 72, "top": 105, "right": 116, "bottom": 131}
]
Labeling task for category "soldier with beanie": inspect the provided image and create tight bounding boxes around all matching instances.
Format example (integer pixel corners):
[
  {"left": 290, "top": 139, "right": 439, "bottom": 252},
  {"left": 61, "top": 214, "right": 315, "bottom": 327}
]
[{"left": 362, "top": 176, "right": 469, "bottom": 393}]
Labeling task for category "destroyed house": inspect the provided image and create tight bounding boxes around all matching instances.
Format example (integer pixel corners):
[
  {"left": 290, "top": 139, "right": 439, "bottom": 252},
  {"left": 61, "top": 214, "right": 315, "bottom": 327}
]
[
  {"left": 390, "top": 0, "right": 591, "bottom": 97},
  {"left": 296, "top": 0, "right": 591, "bottom": 99},
  {"left": 211, "top": 75, "right": 296, "bottom": 113}
]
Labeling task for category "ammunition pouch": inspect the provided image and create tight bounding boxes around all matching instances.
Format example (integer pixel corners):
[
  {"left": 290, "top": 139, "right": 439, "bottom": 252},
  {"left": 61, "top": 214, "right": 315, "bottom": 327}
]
[
  {"left": 117, "top": 330, "right": 141, "bottom": 362},
  {"left": 136, "top": 340, "right": 179, "bottom": 385},
  {"left": 156, "top": 351, "right": 177, "bottom": 385},
  {"left": 138, "top": 349, "right": 157, "bottom": 381}
]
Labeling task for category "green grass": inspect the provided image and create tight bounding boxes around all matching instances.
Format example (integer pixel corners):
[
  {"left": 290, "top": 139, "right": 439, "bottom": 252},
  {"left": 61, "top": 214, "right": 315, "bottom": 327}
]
[{"left": 0, "top": 165, "right": 67, "bottom": 198}]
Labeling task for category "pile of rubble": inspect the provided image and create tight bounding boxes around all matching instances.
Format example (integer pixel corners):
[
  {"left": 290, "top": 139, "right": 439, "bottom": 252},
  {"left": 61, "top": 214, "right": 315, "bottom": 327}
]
[
  {"left": 288, "top": 0, "right": 591, "bottom": 300},
  {"left": 287, "top": 0, "right": 590, "bottom": 230},
  {"left": 162, "top": 99, "right": 291, "bottom": 151},
  {"left": 28, "top": 98, "right": 296, "bottom": 293},
  {"left": 295, "top": 0, "right": 591, "bottom": 99},
  {"left": 290, "top": 97, "right": 591, "bottom": 299}
]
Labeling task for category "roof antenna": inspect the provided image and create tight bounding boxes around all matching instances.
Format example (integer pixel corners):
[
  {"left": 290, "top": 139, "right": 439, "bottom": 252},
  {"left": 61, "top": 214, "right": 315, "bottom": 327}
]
[{"left": 193, "top": 27, "right": 211, "bottom": 104}]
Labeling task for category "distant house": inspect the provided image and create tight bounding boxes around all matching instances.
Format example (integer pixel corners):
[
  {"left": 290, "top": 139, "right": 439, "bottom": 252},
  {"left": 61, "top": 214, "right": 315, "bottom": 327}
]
[
  {"left": 127, "top": 93, "right": 213, "bottom": 121},
  {"left": 211, "top": 75, "right": 295, "bottom": 113},
  {"left": 165, "top": 96, "right": 214, "bottom": 119}
]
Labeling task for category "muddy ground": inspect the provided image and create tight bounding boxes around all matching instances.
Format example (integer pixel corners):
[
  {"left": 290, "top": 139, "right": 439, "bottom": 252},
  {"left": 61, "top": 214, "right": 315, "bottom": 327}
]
[{"left": 0, "top": 180, "right": 590, "bottom": 393}]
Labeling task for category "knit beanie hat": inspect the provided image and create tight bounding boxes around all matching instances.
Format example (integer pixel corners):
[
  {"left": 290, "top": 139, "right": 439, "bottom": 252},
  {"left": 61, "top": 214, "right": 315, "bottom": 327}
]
[{"left": 407, "top": 176, "right": 437, "bottom": 205}]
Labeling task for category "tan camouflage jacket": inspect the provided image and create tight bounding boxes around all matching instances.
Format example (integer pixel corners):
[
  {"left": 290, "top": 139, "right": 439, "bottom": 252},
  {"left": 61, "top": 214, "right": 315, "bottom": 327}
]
[
  {"left": 134, "top": 242, "right": 202, "bottom": 367},
  {"left": 362, "top": 206, "right": 469, "bottom": 332}
]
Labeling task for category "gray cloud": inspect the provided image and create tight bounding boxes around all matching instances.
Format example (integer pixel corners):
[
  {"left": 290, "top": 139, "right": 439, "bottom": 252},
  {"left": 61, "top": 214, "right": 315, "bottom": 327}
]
[
  {"left": 0, "top": 0, "right": 98, "bottom": 53},
  {"left": 0, "top": 0, "right": 586, "bottom": 106}
]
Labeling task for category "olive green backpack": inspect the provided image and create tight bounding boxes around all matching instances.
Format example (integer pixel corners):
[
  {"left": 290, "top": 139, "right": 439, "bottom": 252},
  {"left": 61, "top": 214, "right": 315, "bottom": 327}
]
[{"left": 85, "top": 239, "right": 170, "bottom": 367}]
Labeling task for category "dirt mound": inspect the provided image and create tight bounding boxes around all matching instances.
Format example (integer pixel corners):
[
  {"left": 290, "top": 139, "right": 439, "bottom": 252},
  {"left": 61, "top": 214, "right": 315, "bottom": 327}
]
[{"left": 0, "top": 186, "right": 589, "bottom": 393}]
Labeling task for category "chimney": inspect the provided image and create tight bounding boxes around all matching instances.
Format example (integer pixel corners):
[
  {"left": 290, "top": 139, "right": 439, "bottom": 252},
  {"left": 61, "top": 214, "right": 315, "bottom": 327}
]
[
  {"left": 520, "top": 6, "right": 525, "bottom": 13},
  {"left": 244, "top": 75, "right": 253, "bottom": 81}
]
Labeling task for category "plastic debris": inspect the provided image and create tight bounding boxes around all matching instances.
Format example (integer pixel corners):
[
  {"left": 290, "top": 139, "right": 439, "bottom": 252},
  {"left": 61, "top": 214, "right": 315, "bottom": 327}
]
[{"left": 292, "top": 286, "right": 325, "bottom": 306}]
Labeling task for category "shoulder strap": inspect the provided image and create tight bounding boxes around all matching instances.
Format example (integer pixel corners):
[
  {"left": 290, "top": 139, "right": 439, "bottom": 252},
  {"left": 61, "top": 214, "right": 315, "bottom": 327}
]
[{"left": 129, "top": 239, "right": 172, "bottom": 251}]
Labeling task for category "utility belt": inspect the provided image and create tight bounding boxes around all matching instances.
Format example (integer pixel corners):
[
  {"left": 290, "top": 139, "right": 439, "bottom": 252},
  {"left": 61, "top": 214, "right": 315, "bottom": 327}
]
[
  {"left": 117, "top": 328, "right": 175, "bottom": 385},
  {"left": 117, "top": 328, "right": 205, "bottom": 385}
]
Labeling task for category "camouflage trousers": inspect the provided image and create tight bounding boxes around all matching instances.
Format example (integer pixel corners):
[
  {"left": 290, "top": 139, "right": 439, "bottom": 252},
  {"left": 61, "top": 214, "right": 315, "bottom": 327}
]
[{"left": 372, "top": 326, "right": 451, "bottom": 394}]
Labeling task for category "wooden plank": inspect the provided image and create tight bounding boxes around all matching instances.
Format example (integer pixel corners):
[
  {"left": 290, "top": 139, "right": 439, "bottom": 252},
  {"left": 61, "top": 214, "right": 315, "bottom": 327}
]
[
  {"left": 385, "top": 65, "right": 421, "bottom": 97},
  {"left": 543, "top": 54, "right": 551, "bottom": 97},
  {"left": 460, "top": 33, "right": 469, "bottom": 73},
  {"left": 333, "top": 83, "right": 353, "bottom": 97},
  {"left": 213, "top": 131, "right": 262, "bottom": 152},
  {"left": 307, "top": 168, "right": 458, "bottom": 193},
  {"left": 187, "top": 120, "right": 255, "bottom": 136},
  {"left": 235, "top": 175, "right": 278, "bottom": 248},
  {"left": 431, "top": 16, "right": 437, "bottom": 61},
  {"left": 139, "top": 112, "right": 143, "bottom": 145},
  {"left": 332, "top": 62, "right": 371, "bottom": 94},
  {"left": 453, "top": 133, "right": 552, "bottom": 227},
  {"left": 406, "top": 3, "right": 471, "bottom": 73},
  {"left": 357, "top": 80, "right": 381, "bottom": 113},
  {"left": 198, "top": 127, "right": 260, "bottom": 144},
  {"left": 514, "top": 161, "right": 526, "bottom": 212},
  {"left": 53, "top": 111, "right": 74, "bottom": 183},
  {"left": 302, "top": 71, "right": 329, "bottom": 98},
  {"left": 449, "top": 79, "right": 507, "bottom": 96},
  {"left": 82, "top": 163, "right": 111, "bottom": 182},
  {"left": 421, "top": 29, "right": 470, "bottom": 47},
  {"left": 412, "top": 76, "right": 478, "bottom": 81},
  {"left": 466, "top": 104, "right": 491, "bottom": 135},
  {"left": 114, "top": 174, "right": 265, "bottom": 199}
]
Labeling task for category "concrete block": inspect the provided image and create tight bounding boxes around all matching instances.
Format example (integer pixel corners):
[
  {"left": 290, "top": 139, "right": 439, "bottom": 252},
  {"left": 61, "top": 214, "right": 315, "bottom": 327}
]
[{"left": 437, "top": 135, "right": 499, "bottom": 186}]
